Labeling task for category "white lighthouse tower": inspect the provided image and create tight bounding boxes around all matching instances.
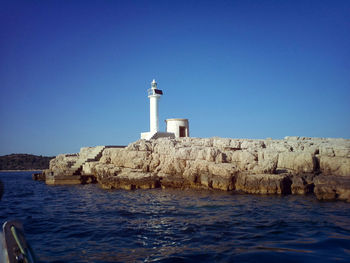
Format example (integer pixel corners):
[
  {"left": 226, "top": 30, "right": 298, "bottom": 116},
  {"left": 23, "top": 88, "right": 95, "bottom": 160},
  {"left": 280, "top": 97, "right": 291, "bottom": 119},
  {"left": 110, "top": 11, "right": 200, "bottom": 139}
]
[
  {"left": 141, "top": 79, "right": 175, "bottom": 140},
  {"left": 149, "top": 79, "right": 161, "bottom": 133}
]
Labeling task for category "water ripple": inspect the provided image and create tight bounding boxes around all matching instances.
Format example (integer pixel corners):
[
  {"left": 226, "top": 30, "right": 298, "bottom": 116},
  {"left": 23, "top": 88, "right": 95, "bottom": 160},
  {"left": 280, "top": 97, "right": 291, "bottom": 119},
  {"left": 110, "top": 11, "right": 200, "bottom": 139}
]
[{"left": 1, "top": 172, "right": 350, "bottom": 262}]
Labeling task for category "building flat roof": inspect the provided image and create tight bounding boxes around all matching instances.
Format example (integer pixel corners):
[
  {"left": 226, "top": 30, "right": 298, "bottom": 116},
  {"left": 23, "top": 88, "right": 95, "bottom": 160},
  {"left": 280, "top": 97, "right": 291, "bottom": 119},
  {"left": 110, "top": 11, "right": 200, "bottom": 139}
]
[{"left": 165, "top": 118, "right": 189, "bottom": 122}]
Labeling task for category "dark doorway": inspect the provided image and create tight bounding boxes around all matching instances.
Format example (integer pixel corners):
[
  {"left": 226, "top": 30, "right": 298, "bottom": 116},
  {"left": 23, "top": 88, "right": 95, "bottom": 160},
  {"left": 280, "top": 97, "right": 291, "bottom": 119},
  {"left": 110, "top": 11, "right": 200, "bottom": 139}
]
[{"left": 179, "top": 126, "right": 186, "bottom": 137}]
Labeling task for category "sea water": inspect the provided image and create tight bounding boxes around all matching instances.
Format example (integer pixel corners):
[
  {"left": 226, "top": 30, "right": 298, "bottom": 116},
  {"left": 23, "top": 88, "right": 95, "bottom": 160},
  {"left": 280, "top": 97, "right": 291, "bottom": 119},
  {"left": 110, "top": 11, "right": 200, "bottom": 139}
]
[{"left": 0, "top": 171, "right": 349, "bottom": 263}]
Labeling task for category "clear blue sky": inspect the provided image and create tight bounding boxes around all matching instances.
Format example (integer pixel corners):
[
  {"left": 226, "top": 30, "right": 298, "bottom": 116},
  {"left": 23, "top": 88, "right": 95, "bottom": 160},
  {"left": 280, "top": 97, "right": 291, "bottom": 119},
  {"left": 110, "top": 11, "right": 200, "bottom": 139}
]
[{"left": 0, "top": 0, "right": 349, "bottom": 156}]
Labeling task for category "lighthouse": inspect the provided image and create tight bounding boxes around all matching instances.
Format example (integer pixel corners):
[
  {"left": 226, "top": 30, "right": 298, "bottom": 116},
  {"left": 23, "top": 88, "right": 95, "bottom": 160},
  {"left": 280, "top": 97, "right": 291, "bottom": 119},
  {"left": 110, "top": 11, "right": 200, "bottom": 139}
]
[
  {"left": 141, "top": 79, "right": 173, "bottom": 140},
  {"left": 141, "top": 79, "right": 189, "bottom": 140},
  {"left": 148, "top": 79, "right": 162, "bottom": 133}
]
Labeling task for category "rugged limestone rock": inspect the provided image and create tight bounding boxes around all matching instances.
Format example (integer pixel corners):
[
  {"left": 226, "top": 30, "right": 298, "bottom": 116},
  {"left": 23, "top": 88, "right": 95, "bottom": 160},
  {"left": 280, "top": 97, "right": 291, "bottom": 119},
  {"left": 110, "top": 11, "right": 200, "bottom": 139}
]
[
  {"left": 32, "top": 172, "right": 45, "bottom": 181},
  {"left": 319, "top": 156, "right": 350, "bottom": 177},
  {"left": 290, "top": 174, "right": 315, "bottom": 195},
  {"left": 49, "top": 153, "right": 79, "bottom": 171},
  {"left": 235, "top": 173, "right": 292, "bottom": 195},
  {"left": 277, "top": 152, "right": 316, "bottom": 173},
  {"left": 40, "top": 136, "right": 350, "bottom": 202},
  {"left": 96, "top": 168, "right": 160, "bottom": 190},
  {"left": 314, "top": 176, "right": 350, "bottom": 202}
]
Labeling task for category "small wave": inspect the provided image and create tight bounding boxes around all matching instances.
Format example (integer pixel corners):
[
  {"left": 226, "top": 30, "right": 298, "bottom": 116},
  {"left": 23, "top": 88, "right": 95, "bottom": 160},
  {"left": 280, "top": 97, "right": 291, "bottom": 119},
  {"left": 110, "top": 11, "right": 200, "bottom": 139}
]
[{"left": 1, "top": 172, "right": 350, "bottom": 262}]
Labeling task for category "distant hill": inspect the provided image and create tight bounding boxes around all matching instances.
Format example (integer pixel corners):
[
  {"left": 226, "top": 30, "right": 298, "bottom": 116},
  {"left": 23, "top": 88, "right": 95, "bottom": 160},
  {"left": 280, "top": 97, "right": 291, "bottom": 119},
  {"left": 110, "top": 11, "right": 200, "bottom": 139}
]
[{"left": 0, "top": 154, "right": 54, "bottom": 170}]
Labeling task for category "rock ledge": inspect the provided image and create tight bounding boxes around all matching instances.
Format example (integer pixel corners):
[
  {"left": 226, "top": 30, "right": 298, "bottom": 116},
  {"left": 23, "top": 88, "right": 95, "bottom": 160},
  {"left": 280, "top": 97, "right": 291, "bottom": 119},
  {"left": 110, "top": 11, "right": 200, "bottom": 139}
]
[{"left": 39, "top": 137, "right": 350, "bottom": 202}]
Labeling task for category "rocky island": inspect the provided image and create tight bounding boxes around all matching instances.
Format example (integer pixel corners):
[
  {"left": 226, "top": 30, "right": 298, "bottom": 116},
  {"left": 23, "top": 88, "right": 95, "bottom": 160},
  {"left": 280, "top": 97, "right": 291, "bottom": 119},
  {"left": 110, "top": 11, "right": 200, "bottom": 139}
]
[{"left": 38, "top": 136, "right": 350, "bottom": 202}]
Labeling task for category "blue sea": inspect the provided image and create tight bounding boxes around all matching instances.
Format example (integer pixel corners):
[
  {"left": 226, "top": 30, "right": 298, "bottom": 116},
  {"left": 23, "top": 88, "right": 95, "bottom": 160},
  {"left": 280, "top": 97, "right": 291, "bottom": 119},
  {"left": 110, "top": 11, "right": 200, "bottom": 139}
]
[{"left": 0, "top": 171, "right": 350, "bottom": 262}]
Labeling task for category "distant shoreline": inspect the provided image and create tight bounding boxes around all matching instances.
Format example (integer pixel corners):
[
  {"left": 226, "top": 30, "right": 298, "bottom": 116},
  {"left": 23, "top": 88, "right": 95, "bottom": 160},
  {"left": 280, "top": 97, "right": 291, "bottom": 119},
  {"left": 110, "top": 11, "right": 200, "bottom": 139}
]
[
  {"left": 0, "top": 170, "right": 43, "bottom": 172},
  {"left": 0, "top": 154, "right": 53, "bottom": 171}
]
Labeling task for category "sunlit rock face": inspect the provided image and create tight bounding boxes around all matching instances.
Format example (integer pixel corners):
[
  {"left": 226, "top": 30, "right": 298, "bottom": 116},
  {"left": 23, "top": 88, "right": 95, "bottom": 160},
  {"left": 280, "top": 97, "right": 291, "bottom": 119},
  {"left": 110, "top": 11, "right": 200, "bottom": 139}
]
[{"left": 42, "top": 136, "right": 350, "bottom": 202}]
